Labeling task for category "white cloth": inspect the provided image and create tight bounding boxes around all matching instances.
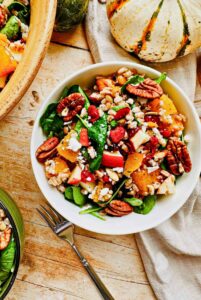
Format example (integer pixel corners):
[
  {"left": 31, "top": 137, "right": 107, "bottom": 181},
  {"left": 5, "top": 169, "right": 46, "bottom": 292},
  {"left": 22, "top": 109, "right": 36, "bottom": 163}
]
[{"left": 86, "top": 1, "right": 201, "bottom": 299}]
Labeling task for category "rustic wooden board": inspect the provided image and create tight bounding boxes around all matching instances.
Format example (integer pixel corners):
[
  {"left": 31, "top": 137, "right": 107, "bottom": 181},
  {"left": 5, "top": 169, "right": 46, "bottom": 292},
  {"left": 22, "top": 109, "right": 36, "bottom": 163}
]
[{"left": 0, "top": 34, "right": 156, "bottom": 299}]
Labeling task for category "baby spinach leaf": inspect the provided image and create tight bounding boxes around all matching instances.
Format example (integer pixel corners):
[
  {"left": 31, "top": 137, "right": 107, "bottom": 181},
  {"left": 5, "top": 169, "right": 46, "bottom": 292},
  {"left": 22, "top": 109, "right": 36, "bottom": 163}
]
[
  {"left": 0, "top": 16, "right": 20, "bottom": 40},
  {"left": 72, "top": 186, "right": 87, "bottom": 207},
  {"left": 112, "top": 105, "right": 127, "bottom": 112},
  {"left": 40, "top": 103, "right": 64, "bottom": 139},
  {"left": 124, "top": 198, "right": 143, "bottom": 206},
  {"left": 135, "top": 195, "right": 156, "bottom": 215},
  {"left": 121, "top": 75, "right": 144, "bottom": 94},
  {"left": 155, "top": 72, "right": 167, "bottom": 84},
  {"left": 0, "top": 237, "right": 16, "bottom": 273},
  {"left": 110, "top": 120, "right": 118, "bottom": 128},
  {"left": 64, "top": 186, "right": 74, "bottom": 201},
  {"left": 87, "top": 114, "right": 108, "bottom": 172},
  {"left": 59, "top": 86, "right": 69, "bottom": 100},
  {"left": 160, "top": 161, "right": 168, "bottom": 171},
  {"left": 8, "top": 2, "right": 30, "bottom": 24}
]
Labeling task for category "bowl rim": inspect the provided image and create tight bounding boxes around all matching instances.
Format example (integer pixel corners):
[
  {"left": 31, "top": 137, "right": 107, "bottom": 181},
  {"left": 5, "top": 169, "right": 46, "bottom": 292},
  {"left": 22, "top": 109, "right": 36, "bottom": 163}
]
[
  {"left": 0, "top": 201, "right": 20, "bottom": 298},
  {"left": 0, "top": 0, "right": 57, "bottom": 120},
  {"left": 31, "top": 61, "right": 201, "bottom": 235}
]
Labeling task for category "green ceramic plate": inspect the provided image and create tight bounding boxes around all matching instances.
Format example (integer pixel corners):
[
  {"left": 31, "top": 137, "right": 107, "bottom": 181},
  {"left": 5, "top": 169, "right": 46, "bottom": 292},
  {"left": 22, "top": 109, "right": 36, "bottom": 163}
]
[{"left": 0, "top": 189, "right": 24, "bottom": 299}]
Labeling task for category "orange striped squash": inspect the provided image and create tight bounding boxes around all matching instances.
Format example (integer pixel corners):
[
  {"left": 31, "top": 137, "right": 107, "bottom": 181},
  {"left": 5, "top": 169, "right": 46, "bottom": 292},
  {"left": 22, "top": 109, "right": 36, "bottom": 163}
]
[{"left": 106, "top": 0, "right": 201, "bottom": 62}]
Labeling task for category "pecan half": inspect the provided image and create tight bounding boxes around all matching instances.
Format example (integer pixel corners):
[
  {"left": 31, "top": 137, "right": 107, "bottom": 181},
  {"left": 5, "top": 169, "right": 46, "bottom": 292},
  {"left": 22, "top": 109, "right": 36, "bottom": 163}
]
[
  {"left": 57, "top": 93, "right": 85, "bottom": 121},
  {"left": 166, "top": 139, "right": 192, "bottom": 175},
  {"left": 126, "top": 78, "right": 163, "bottom": 99},
  {"left": 36, "top": 137, "right": 59, "bottom": 163},
  {"left": 105, "top": 200, "right": 133, "bottom": 217}
]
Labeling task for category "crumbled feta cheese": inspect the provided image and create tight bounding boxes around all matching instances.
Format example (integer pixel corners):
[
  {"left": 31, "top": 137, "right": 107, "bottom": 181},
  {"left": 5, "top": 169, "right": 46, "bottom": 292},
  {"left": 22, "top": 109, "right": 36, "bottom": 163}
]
[
  {"left": 114, "top": 95, "right": 123, "bottom": 103},
  {"left": 88, "top": 146, "right": 97, "bottom": 159},
  {"left": 126, "top": 98, "right": 134, "bottom": 105},
  {"left": 113, "top": 167, "right": 124, "bottom": 173},
  {"left": 152, "top": 128, "right": 167, "bottom": 147},
  {"left": 147, "top": 166, "right": 159, "bottom": 173},
  {"left": 184, "top": 134, "right": 190, "bottom": 143},
  {"left": 67, "top": 135, "right": 82, "bottom": 152},
  {"left": 132, "top": 106, "right": 141, "bottom": 113},
  {"left": 100, "top": 188, "right": 109, "bottom": 197}
]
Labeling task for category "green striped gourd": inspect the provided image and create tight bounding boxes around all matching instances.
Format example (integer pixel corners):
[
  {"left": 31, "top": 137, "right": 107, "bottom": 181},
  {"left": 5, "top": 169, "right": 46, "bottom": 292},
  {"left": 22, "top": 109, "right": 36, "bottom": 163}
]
[{"left": 106, "top": 0, "right": 201, "bottom": 62}]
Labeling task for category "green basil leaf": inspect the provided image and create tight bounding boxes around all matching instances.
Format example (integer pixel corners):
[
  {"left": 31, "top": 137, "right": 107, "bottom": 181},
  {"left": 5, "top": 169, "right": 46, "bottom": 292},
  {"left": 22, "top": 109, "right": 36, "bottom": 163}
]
[{"left": 135, "top": 195, "right": 156, "bottom": 215}]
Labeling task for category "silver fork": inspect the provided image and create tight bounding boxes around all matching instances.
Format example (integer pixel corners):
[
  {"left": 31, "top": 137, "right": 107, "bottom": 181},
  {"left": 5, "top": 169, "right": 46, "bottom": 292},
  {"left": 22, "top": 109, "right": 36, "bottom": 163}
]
[{"left": 37, "top": 203, "right": 115, "bottom": 300}]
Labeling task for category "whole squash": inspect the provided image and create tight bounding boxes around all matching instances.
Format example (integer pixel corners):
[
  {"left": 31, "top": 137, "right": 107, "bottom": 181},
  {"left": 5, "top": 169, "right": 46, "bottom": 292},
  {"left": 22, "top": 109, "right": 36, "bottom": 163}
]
[{"left": 106, "top": 0, "right": 201, "bottom": 62}]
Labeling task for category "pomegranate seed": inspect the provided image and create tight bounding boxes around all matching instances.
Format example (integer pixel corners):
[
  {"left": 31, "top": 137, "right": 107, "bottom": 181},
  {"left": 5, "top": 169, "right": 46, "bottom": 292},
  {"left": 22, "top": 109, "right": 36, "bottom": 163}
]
[
  {"left": 114, "top": 107, "right": 130, "bottom": 120},
  {"left": 102, "top": 175, "right": 110, "bottom": 183},
  {"left": 81, "top": 170, "right": 95, "bottom": 183},
  {"left": 160, "top": 128, "right": 171, "bottom": 138},
  {"left": 110, "top": 126, "right": 125, "bottom": 143},
  {"left": 88, "top": 105, "right": 100, "bottom": 123}
]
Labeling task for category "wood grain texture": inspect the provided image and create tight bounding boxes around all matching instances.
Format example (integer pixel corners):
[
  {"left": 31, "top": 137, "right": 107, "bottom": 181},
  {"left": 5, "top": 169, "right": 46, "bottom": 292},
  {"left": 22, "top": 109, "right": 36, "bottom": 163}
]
[
  {"left": 0, "top": 0, "right": 57, "bottom": 120},
  {"left": 0, "top": 41, "right": 155, "bottom": 299}
]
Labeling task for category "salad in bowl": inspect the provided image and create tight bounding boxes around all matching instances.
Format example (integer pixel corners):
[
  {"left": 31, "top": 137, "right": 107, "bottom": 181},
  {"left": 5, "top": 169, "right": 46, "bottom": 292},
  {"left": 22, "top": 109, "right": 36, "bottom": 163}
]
[{"left": 34, "top": 66, "right": 193, "bottom": 221}]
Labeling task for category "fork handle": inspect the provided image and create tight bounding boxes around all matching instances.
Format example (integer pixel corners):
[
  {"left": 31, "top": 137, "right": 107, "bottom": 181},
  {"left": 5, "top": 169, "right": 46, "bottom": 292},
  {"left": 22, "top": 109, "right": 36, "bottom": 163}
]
[{"left": 72, "top": 244, "right": 115, "bottom": 300}]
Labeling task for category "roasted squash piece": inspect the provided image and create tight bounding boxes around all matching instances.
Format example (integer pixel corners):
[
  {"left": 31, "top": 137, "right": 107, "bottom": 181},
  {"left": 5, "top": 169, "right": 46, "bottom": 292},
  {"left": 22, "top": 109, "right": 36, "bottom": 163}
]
[
  {"left": 0, "top": 45, "right": 17, "bottom": 77},
  {"left": 45, "top": 156, "right": 70, "bottom": 179},
  {"left": 148, "top": 95, "right": 177, "bottom": 115},
  {"left": 0, "top": 76, "right": 7, "bottom": 88},
  {"left": 132, "top": 169, "right": 161, "bottom": 195},
  {"left": 57, "top": 132, "right": 78, "bottom": 163},
  {"left": 124, "top": 153, "right": 143, "bottom": 177}
]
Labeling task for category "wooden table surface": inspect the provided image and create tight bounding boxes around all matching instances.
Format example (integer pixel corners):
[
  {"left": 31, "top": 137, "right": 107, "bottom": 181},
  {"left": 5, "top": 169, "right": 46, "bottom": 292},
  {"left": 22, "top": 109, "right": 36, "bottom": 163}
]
[{"left": 1, "top": 25, "right": 201, "bottom": 300}]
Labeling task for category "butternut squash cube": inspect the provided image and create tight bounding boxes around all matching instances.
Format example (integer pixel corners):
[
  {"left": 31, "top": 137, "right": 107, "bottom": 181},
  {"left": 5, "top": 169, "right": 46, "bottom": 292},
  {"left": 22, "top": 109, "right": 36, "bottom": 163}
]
[
  {"left": 57, "top": 132, "right": 78, "bottom": 163},
  {"left": 0, "top": 45, "right": 17, "bottom": 77},
  {"left": 124, "top": 153, "right": 143, "bottom": 177},
  {"left": 149, "top": 95, "right": 177, "bottom": 115},
  {"left": 132, "top": 169, "right": 161, "bottom": 195},
  {"left": 0, "top": 76, "right": 7, "bottom": 88},
  {"left": 45, "top": 157, "right": 70, "bottom": 179}
]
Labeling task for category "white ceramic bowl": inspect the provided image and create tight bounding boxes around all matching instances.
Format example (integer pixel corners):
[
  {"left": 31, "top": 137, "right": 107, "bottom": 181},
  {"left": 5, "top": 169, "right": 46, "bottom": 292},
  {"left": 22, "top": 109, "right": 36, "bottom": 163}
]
[{"left": 31, "top": 62, "right": 201, "bottom": 235}]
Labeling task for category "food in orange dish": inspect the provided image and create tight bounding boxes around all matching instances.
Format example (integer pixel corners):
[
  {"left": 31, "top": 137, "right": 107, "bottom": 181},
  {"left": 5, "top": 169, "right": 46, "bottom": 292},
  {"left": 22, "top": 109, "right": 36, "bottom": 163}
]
[{"left": 36, "top": 68, "right": 192, "bottom": 219}]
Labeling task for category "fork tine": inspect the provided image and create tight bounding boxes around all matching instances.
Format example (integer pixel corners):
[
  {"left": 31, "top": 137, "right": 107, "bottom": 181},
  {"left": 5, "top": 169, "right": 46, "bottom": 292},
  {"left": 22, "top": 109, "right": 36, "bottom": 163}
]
[
  {"left": 40, "top": 205, "right": 59, "bottom": 225},
  {"left": 46, "top": 203, "right": 66, "bottom": 223},
  {"left": 37, "top": 208, "right": 55, "bottom": 229}
]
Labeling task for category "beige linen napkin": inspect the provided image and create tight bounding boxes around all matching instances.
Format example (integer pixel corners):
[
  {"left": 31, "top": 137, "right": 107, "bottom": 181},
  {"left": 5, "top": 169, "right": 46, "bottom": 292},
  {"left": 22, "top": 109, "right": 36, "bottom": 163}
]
[{"left": 86, "top": 1, "right": 201, "bottom": 299}]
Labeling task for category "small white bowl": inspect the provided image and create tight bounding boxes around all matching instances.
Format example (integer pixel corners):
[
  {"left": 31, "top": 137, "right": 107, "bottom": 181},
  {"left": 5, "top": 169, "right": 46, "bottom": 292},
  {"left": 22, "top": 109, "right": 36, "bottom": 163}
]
[{"left": 31, "top": 62, "right": 201, "bottom": 235}]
